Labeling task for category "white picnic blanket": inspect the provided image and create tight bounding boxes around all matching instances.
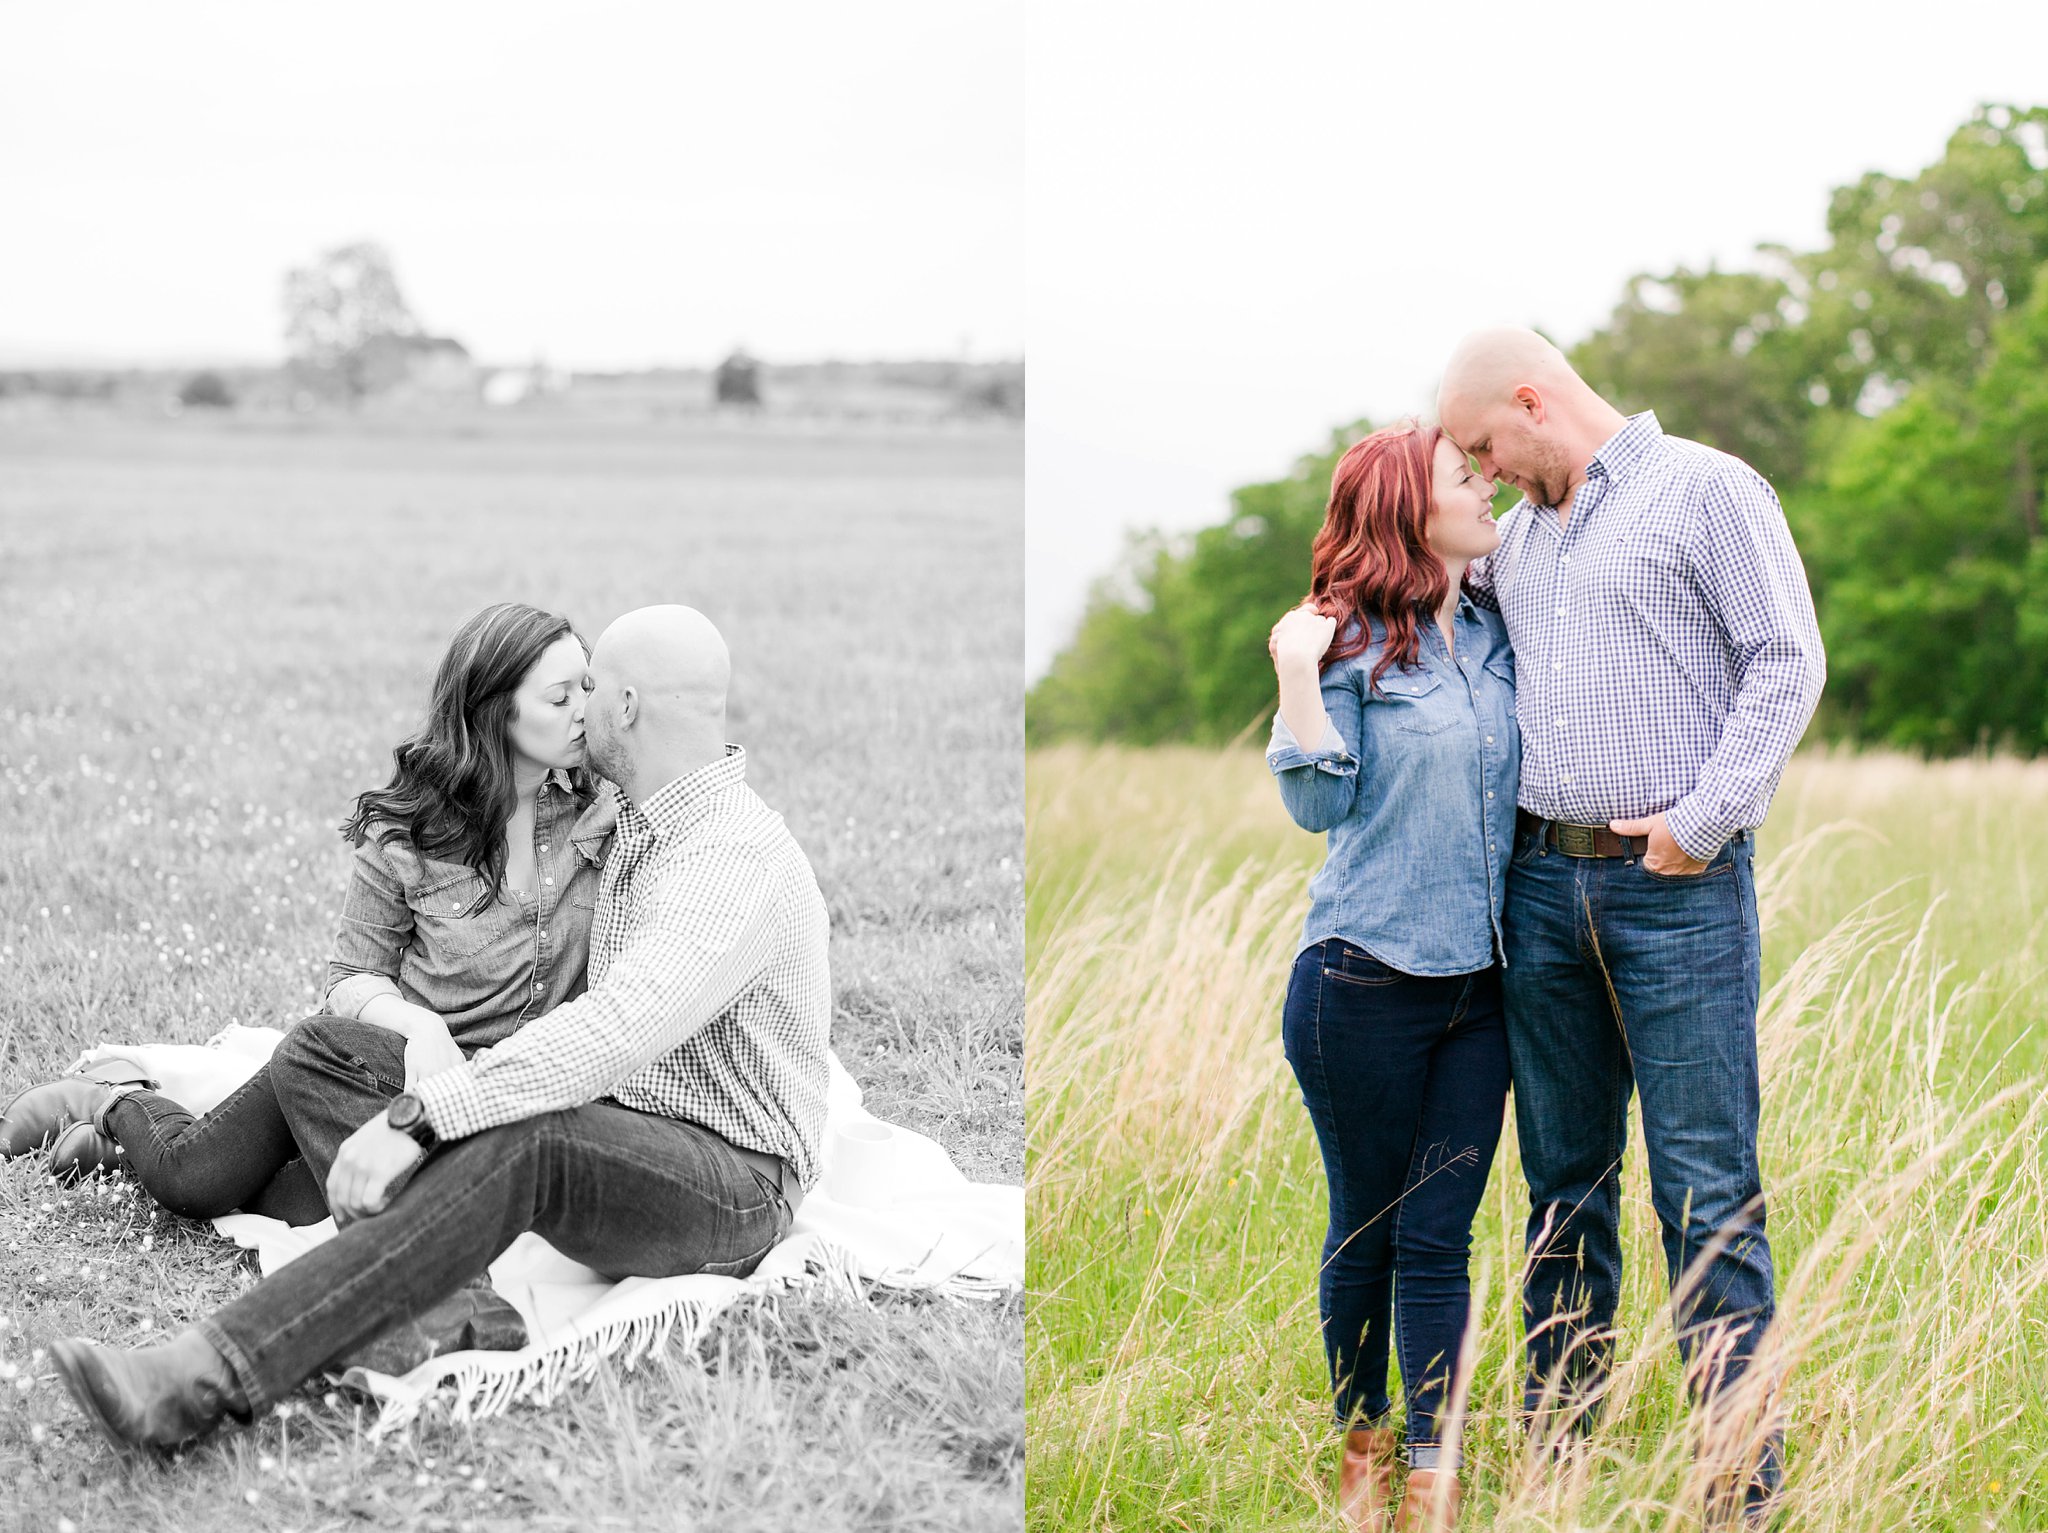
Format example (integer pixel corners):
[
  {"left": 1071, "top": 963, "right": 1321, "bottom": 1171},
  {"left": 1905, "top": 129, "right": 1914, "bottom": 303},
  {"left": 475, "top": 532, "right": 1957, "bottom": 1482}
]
[{"left": 69, "top": 1026, "right": 1022, "bottom": 1432}]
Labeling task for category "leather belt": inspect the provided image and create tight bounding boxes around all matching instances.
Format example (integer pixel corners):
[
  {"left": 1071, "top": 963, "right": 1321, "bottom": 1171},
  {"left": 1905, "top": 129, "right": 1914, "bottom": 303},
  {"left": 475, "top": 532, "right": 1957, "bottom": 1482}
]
[
  {"left": 1517, "top": 809, "right": 1645, "bottom": 859},
  {"left": 732, "top": 1141, "right": 804, "bottom": 1214}
]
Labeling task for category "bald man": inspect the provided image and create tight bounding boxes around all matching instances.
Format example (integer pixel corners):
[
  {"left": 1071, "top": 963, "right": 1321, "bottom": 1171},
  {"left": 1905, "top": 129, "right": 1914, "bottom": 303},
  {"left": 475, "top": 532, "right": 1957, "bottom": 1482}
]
[
  {"left": 1438, "top": 331, "right": 1823, "bottom": 1511},
  {"left": 49, "top": 606, "right": 833, "bottom": 1455}
]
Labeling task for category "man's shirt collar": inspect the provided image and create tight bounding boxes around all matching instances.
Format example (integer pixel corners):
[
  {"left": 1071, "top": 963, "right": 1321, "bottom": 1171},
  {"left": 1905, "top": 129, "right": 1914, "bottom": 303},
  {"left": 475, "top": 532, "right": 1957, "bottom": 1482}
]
[
  {"left": 616, "top": 745, "right": 747, "bottom": 848},
  {"left": 1586, "top": 410, "right": 1663, "bottom": 487}
]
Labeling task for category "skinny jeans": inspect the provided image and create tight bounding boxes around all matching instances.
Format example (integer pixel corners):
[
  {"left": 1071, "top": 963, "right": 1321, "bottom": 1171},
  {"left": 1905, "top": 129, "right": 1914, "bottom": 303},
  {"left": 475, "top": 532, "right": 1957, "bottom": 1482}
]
[
  {"left": 1280, "top": 941, "right": 1509, "bottom": 1468},
  {"left": 103, "top": 1062, "right": 330, "bottom": 1226}
]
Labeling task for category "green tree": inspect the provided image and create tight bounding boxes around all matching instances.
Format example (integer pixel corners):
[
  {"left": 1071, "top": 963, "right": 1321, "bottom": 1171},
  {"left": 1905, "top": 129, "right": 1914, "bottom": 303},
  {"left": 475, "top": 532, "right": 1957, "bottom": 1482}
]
[
  {"left": 1573, "top": 105, "right": 2048, "bottom": 494},
  {"left": 1026, "top": 534, "right": 1199, "bottom": 746},
  {"left": 1799, "top": 262, "right": 2048, "bottom": 751},
  {"left": 1569, "top": 264, "right": 1818, "bottom": 486}
]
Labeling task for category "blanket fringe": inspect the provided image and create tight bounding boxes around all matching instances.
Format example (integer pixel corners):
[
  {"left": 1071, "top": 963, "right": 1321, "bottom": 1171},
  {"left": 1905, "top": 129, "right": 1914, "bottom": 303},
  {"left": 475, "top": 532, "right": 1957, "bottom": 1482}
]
[{"left": 357, "top": 1233, "right": 1013, "bottom": 1439}]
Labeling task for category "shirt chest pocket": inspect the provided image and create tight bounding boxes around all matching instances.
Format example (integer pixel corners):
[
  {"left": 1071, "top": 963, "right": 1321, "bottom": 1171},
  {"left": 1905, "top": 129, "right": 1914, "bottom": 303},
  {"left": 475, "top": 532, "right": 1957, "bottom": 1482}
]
[
  {"left": 1373, "top": 670, "right": 1455, "bottom": 735},
  {"left": 409, "top": 871, "right": 520, "bottom": 963}
]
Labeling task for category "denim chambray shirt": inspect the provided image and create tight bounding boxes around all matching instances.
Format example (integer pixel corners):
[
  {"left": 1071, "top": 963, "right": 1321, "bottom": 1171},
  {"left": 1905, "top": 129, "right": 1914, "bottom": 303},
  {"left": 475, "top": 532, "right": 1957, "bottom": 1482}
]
[
  {"left": 323, "top": 773, "right": 619, "bottom": 1048},
  {"left": 1267, "top": 598, "right": 1521, "bottom": 975}
]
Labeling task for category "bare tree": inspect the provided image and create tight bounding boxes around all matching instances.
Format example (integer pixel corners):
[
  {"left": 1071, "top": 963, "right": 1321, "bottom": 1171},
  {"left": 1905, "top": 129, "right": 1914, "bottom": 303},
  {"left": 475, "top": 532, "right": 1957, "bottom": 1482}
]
[{"left": 282, "top": 242, "right": 422, "bottom": 404}]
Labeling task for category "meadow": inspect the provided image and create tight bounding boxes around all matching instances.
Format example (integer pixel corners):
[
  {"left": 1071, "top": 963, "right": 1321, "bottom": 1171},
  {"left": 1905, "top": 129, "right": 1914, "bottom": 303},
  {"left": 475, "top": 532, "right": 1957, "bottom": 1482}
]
[
  {"left": 0, "top": 411, "right": 1023, "bottom": 1531},
  {"left": 1027, "top": 744, "right": 2048, "bottom": 1531}
]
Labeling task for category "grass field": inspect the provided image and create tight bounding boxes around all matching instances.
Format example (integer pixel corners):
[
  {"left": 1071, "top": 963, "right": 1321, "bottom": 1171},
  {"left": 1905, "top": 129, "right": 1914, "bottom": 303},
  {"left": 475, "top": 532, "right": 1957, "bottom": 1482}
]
[
  {"left": 0, "top": 411, "right": 1023, "bottom": 1531},
  {"left": 1027, "top": 744, "right": 2048, "bottom": 1531}
]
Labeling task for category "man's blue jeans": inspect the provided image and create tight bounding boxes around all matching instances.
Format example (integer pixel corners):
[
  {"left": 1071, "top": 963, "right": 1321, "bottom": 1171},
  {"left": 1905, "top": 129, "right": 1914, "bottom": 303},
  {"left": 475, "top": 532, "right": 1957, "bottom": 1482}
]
[
  {"left": 192, "top": 1017, "right": 791, "bottom": 1413},
  {"left": 1503, "top": 822, "right": 1777, "bottom": 1485}
]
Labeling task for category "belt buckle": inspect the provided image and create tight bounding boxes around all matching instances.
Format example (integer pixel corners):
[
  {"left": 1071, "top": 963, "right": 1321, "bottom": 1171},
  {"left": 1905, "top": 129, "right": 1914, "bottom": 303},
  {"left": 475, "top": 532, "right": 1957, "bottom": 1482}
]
[{"left": 1554, "top": 822, "right": 1597, "bottom": 857}]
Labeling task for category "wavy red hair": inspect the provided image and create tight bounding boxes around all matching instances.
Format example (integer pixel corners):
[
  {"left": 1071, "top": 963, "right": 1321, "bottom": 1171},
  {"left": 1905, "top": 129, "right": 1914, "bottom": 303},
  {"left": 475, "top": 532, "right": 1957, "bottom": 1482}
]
[{"left": 1306, "top": 419, "right": 1452, "bottom": 695}]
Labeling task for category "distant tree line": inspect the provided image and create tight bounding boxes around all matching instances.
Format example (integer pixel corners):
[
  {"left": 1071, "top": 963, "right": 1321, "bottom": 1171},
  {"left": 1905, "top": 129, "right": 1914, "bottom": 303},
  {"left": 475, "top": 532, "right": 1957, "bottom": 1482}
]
[{"left": 1028, "top": 104, "right": 2048, "bottom": 754}]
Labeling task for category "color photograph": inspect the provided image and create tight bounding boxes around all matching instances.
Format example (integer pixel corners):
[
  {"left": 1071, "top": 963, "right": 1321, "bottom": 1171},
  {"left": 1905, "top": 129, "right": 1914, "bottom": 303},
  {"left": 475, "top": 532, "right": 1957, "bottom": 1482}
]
[{"left": 1027, "top": 6, "right": 2048, "bottom": 1529}]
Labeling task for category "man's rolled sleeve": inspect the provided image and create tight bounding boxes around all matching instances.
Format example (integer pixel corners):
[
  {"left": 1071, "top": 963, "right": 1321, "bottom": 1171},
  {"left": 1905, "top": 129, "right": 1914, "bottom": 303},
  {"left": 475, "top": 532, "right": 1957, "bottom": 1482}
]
[
  {"left": 1664, "top": 470, "right": 1826, "bottom": 861},
  {"left": 322, "top": 837, "right": 412, "bottom": 1016},
  {"left": 411, "top": 846, "right": 780, "bottom": 1141}
]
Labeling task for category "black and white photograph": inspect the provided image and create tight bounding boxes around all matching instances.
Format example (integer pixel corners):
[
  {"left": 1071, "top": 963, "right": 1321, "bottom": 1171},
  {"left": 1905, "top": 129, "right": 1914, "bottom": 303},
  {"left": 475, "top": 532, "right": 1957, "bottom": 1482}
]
[{"left": 0, "top": 5, "right": 1023, "bottom": 1528}]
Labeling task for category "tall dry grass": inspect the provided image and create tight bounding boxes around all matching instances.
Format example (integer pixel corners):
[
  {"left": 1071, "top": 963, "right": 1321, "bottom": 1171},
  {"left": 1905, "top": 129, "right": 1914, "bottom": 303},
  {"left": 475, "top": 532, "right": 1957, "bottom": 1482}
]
[{"left": 1027, "top": 745, "right": 2048, "bottom": 1530}]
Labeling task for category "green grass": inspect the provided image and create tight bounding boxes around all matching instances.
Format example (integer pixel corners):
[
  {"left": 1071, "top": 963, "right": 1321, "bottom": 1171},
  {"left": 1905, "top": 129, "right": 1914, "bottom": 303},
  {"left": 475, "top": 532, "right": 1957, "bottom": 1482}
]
[
  {"left": 0, "top": 411, "right": 1023, "bottom": 1531},
  {"left": 1026, "top": 743, "right": 2048, "bottom": 1531}
]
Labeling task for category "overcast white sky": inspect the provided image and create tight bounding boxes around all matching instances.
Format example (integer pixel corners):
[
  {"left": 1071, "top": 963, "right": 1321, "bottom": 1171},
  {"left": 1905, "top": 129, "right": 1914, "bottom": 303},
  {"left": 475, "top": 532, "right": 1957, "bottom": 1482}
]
[
  {"left": 1026, "top": 2, "right": 2048, "bottom": 677},
  {"left": 0, "top": 2, "right": 1022, "bottom": 369}
]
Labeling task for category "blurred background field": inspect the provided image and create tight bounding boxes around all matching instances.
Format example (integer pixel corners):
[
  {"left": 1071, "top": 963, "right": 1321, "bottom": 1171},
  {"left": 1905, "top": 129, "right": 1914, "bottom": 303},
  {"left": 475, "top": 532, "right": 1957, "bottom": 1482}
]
[
  {"left": 0, "top": 410, "right": 1023, "bottom": 1530},
  {"left": 1026, "top": 744, "right": 2048, "bottom": 1532}
]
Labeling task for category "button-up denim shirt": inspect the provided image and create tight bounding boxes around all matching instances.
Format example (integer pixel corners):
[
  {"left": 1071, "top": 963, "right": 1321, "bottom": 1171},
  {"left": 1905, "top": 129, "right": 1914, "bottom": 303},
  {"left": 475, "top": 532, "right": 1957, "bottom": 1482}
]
[
  {"left": 323, "top": 773, "right": 619, "bottom": 1048},
  {"left": 1266, "top": 598, "right": 1521, "bottom": 975}
]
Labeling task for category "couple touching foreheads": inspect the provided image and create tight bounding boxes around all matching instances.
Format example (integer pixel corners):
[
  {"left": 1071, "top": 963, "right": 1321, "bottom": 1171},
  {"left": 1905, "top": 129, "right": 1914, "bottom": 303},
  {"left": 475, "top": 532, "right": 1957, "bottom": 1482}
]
[{"left": 1266, "top": 328, "right": 1825, "bottom": 1528}]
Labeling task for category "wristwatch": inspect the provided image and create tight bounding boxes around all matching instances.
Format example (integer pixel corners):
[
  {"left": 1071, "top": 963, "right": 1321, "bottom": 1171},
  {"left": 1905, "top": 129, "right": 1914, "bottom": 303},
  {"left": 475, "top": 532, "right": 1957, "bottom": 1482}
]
[{"left": 386, "top": 1092, "right": 439, "bottom": 1152}]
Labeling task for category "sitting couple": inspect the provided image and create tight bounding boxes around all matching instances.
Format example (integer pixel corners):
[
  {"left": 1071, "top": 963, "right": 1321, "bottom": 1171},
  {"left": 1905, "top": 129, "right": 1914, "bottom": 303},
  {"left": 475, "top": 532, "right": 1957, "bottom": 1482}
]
[
  {"left": 1266, "top": 329, "right": 1826, "bottom": 1529},
  {"left": 0, "top": 600, "right": 830, "bottom": 1456}
]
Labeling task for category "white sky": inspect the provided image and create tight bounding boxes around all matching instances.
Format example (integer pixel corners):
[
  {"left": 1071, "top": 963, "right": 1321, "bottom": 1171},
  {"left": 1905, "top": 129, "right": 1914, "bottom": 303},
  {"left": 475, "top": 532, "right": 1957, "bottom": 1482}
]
[
  {"left": 0, "top": 1, "right": 1022, "bottom": 369},
  {"left": 1026, "top": 1, "right": 2048, "bottom": 678}
]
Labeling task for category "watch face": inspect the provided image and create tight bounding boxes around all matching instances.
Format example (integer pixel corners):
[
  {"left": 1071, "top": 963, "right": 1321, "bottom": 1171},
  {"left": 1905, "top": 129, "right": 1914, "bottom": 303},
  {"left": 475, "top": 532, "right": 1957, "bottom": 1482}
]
[{"left": 389, "top": 1095, "right": 421, "bottom": 1129}]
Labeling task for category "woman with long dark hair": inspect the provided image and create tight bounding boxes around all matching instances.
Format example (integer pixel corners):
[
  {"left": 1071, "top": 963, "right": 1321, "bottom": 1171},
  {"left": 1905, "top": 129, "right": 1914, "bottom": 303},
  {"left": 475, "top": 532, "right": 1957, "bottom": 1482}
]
[
  {"left": 1, "top": 601, "right": 614, "bottom": 1232},
  {"left": 1265, "top": 421, "right": 1518, "bottom": 1531}
]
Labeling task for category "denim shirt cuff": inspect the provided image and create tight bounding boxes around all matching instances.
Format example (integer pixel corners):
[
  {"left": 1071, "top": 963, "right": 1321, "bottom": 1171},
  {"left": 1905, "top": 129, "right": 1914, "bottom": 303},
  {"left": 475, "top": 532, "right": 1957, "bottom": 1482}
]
[
  {"left": 1267, "top": 715, "right": 1356, "bottom": 777},
  {"left": 323, "top": 970, "right": 403, "bottom": 1020},
  {"left": 1661, "top": 798, "right": 1726, "bottom": 863}
]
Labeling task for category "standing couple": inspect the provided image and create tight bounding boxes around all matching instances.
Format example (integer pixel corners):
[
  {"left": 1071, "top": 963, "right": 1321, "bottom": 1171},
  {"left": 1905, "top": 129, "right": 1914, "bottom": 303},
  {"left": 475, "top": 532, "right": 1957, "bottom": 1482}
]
[
  {"left": 1, "top": 600, "right": 830, "bottom": 1456},
  {"left": 1266, "top": 328, "right": 1826, "bottom": 1528}
]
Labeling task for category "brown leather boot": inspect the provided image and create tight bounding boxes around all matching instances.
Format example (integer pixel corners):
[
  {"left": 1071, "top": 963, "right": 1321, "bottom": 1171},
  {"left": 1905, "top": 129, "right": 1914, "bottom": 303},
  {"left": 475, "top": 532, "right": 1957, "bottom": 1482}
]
[
  {"left": 49, "top": 1119, "right": 124, "bottom": 1182},
  {"left": 0, "top": 1063, "right": 156, "bottom": 1157},
  {"left": 1393, "top": 1467, "right": 1462, "bottom": 1531},
  {"left": 48, "top": 1329, "right": 248, "bottom": 1457},
  {"left": 1337, "top": 1427, "right": 1397, "bottom": 1529}
]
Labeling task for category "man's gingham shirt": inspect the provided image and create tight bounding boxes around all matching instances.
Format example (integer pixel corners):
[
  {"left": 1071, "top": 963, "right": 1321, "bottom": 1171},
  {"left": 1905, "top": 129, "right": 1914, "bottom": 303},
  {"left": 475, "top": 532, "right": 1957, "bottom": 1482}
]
[
  {"left": 1466, "top": 412, "right": 1826, "bottom": 861},
  {"left": 412, "top": 746, "right": 833, "bottom": 1188}
]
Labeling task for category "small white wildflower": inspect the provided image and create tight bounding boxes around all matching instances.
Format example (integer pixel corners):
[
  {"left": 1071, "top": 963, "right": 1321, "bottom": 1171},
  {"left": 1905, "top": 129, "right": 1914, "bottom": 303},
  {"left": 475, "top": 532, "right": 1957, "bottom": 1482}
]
[
  {"left": 137, "top": 1317, "right": 154, "bottom": 1332},
  {"left": 15, "top": 1376, "right": 32, "bottom": 1394},
  {"left": 54, "top": 1513, "right": 72, "bottom": 1532},
  {"left": 0, "top": 1362, "right": 17, "bottom": 1381},
  {"left": 257, "top": 1454, "right": 277, "bottom": 1472},
  {"left": 413, "top": 1473, "right": 430, "bottom": 1488},
  {"left": 242, "top": 1489, "right": 258, "bottom": 1506},
  {"left": 32, "top": 1426, "right": 48, "bottom": 1448},
  {"left": 322, "top": 1391, "right": 339, "bottom": 1409}
]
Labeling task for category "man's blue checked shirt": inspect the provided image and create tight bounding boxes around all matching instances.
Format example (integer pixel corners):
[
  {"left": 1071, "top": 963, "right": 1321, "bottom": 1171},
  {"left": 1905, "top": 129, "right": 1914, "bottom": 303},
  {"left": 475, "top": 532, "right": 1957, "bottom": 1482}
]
[{"left": 1466, "top": 412, "right": 1826, "bottom": 861}]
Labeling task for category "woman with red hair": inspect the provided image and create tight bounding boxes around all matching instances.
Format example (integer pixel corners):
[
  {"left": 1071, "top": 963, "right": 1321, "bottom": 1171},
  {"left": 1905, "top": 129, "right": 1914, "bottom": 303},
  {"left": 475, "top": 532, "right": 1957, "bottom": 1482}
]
[{"left": 1265, "top": 419, "right": 1518, "bottom": 1531}]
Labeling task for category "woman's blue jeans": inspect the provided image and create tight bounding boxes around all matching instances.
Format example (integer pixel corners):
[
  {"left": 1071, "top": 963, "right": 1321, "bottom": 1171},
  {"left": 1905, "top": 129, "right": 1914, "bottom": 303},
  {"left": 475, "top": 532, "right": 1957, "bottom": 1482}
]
[
  {"left": 105, "top": 1063, "right": 330, "bottom": 1226},
  {"left": 1281, "top": 942, "right": 1509, "bottom": 1467}
]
